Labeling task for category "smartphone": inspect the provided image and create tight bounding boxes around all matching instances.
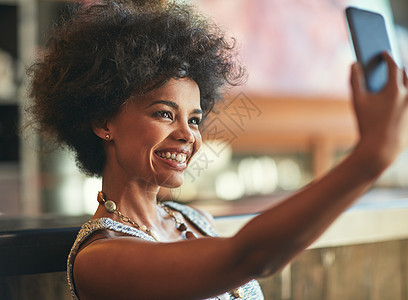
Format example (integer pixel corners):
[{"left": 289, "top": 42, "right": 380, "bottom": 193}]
[{"left": 345, "top": 6, "right": 393, "bottom": 93}]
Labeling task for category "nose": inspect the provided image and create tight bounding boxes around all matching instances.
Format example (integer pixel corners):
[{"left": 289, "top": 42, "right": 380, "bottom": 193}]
[{"left": 174, "top": 121, "right": 195, "bottom": 144}]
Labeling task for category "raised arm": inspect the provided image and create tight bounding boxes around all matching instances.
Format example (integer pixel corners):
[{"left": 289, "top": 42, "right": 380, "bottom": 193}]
[
  {"left": 234, "top": 53, "right": 408, "bottom": 275},
  {"left": 74, "top": 54, "right": 408, "bottom": 300}
]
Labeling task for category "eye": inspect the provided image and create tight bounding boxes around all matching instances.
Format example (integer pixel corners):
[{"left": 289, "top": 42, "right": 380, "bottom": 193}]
[
  {"left": 153, "top": 111, "right": 173, "bottom": 120},
  {"left": 189, "top": 117, "right": 202, "bottom": 126}
]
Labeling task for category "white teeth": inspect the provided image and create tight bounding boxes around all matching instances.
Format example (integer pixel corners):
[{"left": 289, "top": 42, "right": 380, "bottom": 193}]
[{"left": 157, "top": 152, "right": 187, "bottom": 163}]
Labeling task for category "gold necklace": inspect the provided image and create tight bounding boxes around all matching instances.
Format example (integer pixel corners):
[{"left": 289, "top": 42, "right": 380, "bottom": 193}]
[
  {"left": 97, "top": 191, "right": 243, "bottom": 298},
  {"left": 97, "top": 191, "right": 198, "bottom": 241}
]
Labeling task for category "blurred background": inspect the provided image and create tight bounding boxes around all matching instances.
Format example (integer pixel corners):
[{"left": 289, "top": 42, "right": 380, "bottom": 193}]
[
  {"left": 1, "top": 0, "right": 408, "bottom": 218},
  {"left": 1, "top": 1, "right": 408, "bottom": 299}
]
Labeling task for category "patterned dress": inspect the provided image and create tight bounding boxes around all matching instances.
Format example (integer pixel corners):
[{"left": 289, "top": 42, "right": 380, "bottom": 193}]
[{"left": 67, "top": 201, "right": 264, "bottom": 299}]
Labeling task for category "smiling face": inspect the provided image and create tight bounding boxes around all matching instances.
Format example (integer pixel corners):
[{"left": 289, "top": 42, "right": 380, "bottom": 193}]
[{"left": 101, "top": 78, "right": 202, "bottom": 188}]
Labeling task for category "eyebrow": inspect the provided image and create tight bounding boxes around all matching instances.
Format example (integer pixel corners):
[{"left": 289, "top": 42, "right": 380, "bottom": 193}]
[{"left": 145, "top": 100, "right": 203, "bottom": 115}]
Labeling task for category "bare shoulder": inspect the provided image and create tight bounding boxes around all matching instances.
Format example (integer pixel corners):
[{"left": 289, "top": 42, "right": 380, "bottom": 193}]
[{"left": 73, "top": 231, "right": 153, "bottom": 299}]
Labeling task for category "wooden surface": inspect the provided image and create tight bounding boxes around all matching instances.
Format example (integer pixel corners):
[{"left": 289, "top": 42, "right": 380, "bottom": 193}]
[{"left": 266, "top": 239, "right": 408, "bottom": 300}]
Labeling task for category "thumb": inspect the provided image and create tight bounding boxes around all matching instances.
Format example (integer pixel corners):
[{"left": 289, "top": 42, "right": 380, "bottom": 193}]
[
  {"left": 350, "top": 62, "right": 367, "bottom": 107},
  {"left": 350, "top": 62, "right": 365, "bottom": 95}
]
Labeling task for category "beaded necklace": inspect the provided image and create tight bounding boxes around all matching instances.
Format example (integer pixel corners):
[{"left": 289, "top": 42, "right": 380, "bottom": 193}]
[
  {"left": 97, "top": 191, "right": 244, "bottom": 298},
  {"left": 97, "top": 191, "right": 198, "bottom": 241}
]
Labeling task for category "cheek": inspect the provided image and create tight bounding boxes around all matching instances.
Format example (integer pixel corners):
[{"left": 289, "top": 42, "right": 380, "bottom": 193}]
[
  {"left": 134, "top": 121, "right": 168, "bottom": 144},
  {"left": 114, "top": 124, "right": 166, "bottom": 163}
]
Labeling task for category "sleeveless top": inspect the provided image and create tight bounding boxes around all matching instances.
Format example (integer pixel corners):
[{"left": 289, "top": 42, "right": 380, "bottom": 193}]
[{"left": 67, "top": 201, "right": 264, "bottom": 300}]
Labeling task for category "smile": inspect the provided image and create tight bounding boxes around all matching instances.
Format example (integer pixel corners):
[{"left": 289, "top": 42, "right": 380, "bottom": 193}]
[{"left": 155, "top": 151, "right": 188, "bottom": 164}]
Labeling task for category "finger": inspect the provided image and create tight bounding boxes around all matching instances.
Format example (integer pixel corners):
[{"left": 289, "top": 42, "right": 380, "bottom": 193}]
[
  {"left": 350, "top": 62, "right": 367, "bottom": 114},
  {"left": 403, "top": 67, "right": 408, "bottom": 88},
  {"left": 382, "top": 52, "right": 398, "bottom": 89},
  {"left": 350, "top": 62, "right": 364, "bottom": 92},
  {"left": 350, "top": 62, "right": 365, "bottom": 98}
]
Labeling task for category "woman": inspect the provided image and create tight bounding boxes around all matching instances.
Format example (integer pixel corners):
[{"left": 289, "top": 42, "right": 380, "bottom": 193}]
[{"left": 28, "top": 1, "right": 408, "bottom": 299}]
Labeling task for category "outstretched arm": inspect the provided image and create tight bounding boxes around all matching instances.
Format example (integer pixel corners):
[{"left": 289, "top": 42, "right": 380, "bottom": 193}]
[
  {"left": 74, "top": 54, "right": 408, "bottom": 300},
  {"left": 234, "top": 53, "right": 408, "bottom": 275}
]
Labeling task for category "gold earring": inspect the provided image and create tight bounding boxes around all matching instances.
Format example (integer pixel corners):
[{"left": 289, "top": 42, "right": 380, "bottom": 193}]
[{"left": 105, "top": 134, "right": 110, "bottom": 140}]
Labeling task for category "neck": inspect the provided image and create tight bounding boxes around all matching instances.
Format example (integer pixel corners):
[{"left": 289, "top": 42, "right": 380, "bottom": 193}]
[{"left": 95, "top": 170, "right": 161, "bottom": 228}]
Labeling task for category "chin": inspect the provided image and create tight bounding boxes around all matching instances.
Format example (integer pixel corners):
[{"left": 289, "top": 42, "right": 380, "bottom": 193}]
[
  {"left": 160, "top": 178, "right": 184, "bottom": 189},
  {"left": 151, "top": 172, "right": 185, "bottom": 189}
]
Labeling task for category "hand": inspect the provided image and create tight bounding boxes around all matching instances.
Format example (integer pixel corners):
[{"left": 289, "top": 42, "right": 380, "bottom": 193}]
[{"left": 351, "top": 52, "right": 408, "bottom": 170}]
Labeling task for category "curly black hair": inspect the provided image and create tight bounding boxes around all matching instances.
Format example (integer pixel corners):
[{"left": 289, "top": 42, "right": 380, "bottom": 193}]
[{"left": 28, "top": 0, "right": 245, "bottom": 177}]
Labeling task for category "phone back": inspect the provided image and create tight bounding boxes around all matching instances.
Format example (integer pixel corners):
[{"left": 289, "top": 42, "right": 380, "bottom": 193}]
[{"left": 346, "top": 7, "right": 392, "bottom": 92}]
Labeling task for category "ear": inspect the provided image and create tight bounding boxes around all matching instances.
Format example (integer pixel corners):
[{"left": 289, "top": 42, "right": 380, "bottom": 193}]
[{"left": 92, "top": 120, "right": 112, "bottom": 141}]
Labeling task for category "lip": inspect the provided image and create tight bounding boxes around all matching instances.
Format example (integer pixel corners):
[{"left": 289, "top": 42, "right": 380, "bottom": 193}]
[{"left": 154, "top": 147, "right": 192, "bottom": 171}]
